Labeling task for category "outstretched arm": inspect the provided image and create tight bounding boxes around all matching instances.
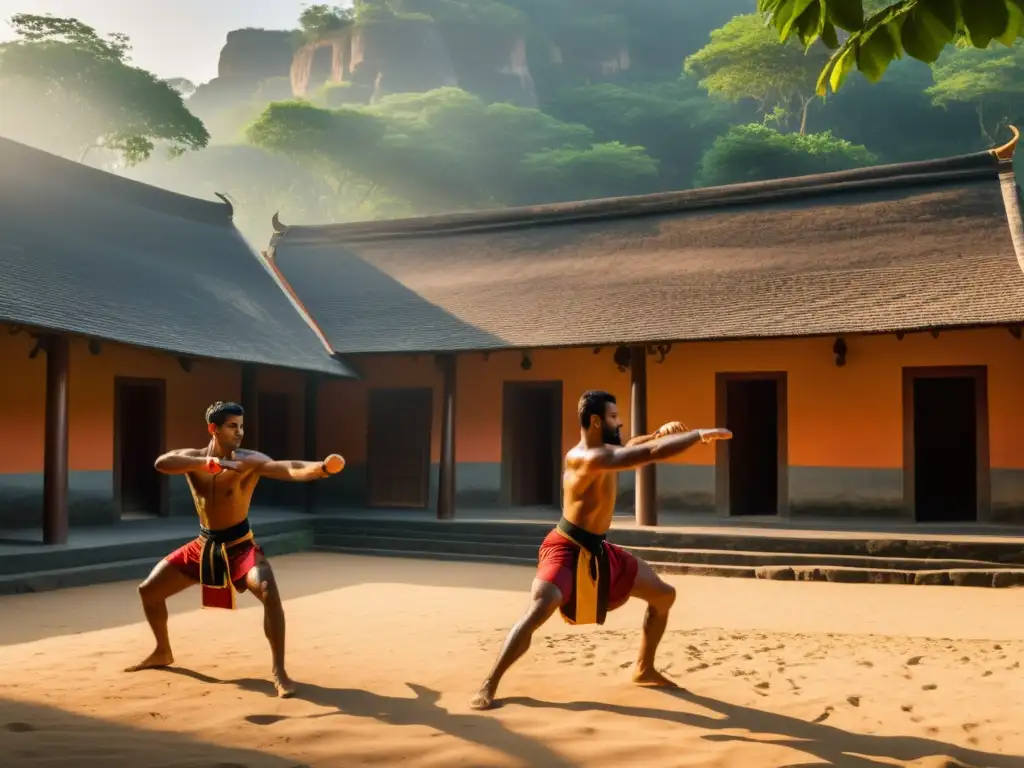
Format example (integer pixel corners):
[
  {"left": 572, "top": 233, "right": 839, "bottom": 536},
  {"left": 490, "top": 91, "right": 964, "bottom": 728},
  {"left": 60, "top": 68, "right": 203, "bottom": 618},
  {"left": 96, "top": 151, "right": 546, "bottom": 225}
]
[
  {"left": 154, "top": 449, "right": 208, "bottom": 475},
  {"left": 255, "top": 453, "right": 345, "bottom": 482},
  {"left": 626, "top": 421, "right": 689, "bottom": 448},
  {"left": 587, "top": 428, "right": 731, "bottom": 472}
]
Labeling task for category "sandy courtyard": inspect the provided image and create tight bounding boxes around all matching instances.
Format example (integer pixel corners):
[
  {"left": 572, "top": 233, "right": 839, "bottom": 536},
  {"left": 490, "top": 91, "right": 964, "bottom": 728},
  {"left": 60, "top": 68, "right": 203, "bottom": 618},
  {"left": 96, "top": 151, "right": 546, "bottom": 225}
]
[{"left": 1, "top": 553, "right": 1023, "bottom": 768}]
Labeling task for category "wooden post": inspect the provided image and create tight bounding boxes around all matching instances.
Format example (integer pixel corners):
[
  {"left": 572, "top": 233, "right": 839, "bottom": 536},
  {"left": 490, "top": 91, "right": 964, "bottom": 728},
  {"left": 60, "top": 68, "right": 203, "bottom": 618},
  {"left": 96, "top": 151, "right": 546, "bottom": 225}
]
[
  {"left": 43, "top": 335, "right": 70, "bottom": 545},
  {"left": 437, "top": 354, "right": 457, "bottom": 520},
  {"left": 630, "top": 345, "right": 657, "bottom": 526},
  {"left": 240, "top": 364, "right": 257, "bottom": 449},
  {"left": 303, "top": 373, "right": 319, "bottom": 514}
]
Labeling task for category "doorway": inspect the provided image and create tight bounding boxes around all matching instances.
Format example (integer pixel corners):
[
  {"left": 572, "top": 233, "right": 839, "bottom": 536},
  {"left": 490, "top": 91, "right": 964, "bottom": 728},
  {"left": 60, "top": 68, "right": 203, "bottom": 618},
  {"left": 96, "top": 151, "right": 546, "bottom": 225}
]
[
  {"left": 367, "top": 387, "right": 433, "bottom": 508},
  {"left": 256, "top": 392, "right": 291, "bottom": 458},
  {"left": 255, "top": 392, "right": 292, "bottom": 506},
  {"left": 715, "top": 372, "right": 788, "bottom": 516},
  {"left": 904, "top": 367, "right": 988, "bottom": 523},
  {"left": 114, "top": 378, "right": 167, "bottom": 518},
  {"left": 502, "top": 381, "right": 563, "bottom": 507}
]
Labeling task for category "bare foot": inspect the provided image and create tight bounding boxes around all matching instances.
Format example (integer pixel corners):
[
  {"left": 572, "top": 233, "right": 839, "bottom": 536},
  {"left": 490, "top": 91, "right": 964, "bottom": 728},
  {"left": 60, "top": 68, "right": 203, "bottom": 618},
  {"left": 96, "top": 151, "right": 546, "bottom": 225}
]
[
  {"left": 274, "top": 670, "right": 298, "bottom": 698},
  {"left": 124, "top": 648, "right": 174, "bottom": 672},
  {"left": 469, "top": 686, "right": 496, "bottom": 711},
  {"left": 633, "top": 667, "right": 678, "bottom": 688}
]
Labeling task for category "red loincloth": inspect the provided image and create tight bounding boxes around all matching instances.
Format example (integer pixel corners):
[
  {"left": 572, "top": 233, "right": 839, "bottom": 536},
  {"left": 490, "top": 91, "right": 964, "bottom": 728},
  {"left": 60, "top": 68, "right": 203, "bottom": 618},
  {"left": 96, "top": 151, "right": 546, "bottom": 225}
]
[
  {"left": 536, "top": 527, "right": 638, "bottom": 616},
  {"left": 165, "top": 536, "right": 262, "bottom": 609}
]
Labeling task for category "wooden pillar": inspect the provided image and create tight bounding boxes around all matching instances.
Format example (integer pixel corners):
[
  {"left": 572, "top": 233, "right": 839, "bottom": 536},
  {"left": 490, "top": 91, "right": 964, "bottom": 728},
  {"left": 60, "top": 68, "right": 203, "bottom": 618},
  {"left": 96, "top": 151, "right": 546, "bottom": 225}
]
[
  {"left": 43, "top": 335, "right": 70, "bottom": 545},
  {"left": 240, "top": 363, "right": 257, "bottom": 449},
  {"left": 437, "top": 354, "right": 457, "bottom": 520},
  {"left": 630, "top": 345, "right": 657, "bottom": 526},
  {"left": 303, "top": 373, "right": 319, "bottom": 513}
]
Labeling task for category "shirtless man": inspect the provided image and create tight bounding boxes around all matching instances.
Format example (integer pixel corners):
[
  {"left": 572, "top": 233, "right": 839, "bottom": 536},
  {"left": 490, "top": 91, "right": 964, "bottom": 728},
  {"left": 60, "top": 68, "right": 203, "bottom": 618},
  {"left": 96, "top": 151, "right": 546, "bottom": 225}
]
[
  {"left": 470, "top": 389, "right": 731, "bottom": 710},
  {"left": 124, "top": 401, "right": 345, "bottom": 697}
]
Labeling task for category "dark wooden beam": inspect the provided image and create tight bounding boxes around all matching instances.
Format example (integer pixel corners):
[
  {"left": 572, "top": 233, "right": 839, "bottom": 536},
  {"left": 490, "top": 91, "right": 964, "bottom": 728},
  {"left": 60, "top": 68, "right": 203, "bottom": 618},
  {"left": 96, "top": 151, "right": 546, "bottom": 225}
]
[
  {"left": 303, "top": 373, "right": 319, "bottom": 513},
  {"left": 630, "top": 345, "right": 657, "bottom": 526},
  {"left": 437, "top": 354, "right": 457, "bottom": 520},
  {"left": 240, "top": 363, "right": 257, "bottom": 450},
  {"left": 43, "top": 335, "right": 70, "bottom": 545}
]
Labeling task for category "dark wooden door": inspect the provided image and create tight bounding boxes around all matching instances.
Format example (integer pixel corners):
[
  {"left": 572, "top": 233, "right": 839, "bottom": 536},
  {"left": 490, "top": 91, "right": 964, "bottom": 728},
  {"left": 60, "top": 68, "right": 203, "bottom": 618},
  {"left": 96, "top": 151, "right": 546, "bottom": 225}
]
[
  {"left": 115, "top": 379, "right": 165, "bottom": 517},
  {"left": 257, "top": 392, "right": 291, "bottom": 458},
  {"left": 367, "top": 387, "right": 433, "bottom": 508},
  {"left": 913, "top": 376, "right": 977, "bottom": 522}
]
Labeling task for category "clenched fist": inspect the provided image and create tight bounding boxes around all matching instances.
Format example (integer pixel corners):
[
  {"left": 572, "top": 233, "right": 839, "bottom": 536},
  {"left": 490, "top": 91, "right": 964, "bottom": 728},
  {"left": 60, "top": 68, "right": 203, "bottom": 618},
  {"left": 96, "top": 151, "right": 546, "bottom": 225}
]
[
  {"left": 698, "top": 428, "right": 732, "bottom": 443},
  {"left": 654, "top": 421, "right": 689, "bottom": 438}
]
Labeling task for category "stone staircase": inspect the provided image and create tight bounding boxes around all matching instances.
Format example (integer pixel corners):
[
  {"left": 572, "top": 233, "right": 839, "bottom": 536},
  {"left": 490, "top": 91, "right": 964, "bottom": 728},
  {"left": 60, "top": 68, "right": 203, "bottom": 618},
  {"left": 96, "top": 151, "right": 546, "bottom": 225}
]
[
  {"left": 312, "top": 516, "right": 1024, "bottom": 588},
  {"left": 0, "top": 517, "right": 313, "bottom": 595}
]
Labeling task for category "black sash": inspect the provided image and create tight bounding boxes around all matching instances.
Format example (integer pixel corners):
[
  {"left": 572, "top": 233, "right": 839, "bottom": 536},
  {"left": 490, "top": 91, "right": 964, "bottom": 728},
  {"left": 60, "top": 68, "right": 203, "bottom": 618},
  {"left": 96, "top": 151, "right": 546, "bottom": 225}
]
[
  {"left": 198, "top": 518, "right": 252, "bottom": 588},
  {"left": 556, "top": 516, "right": 612, "bottom": 625}
]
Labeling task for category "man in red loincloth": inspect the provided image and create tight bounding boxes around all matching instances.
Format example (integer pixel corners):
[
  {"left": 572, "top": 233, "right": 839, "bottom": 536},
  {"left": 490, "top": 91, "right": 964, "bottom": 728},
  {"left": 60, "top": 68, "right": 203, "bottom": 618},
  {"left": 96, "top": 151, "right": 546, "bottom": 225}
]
[
  {"left": 470, "top": 389, "right": 732, "bottom": 710},
  {"left": 124, "top": 401, "right": 345, "bottom": 697}
]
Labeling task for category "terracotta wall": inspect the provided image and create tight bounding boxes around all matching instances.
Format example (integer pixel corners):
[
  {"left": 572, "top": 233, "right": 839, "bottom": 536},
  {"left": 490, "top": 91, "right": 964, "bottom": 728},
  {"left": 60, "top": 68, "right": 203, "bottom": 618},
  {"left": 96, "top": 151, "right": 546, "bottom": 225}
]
[
  {"left": 0, "top": 327, "right": 310, "bottom": 527},
  {"left": 317, "top": 328, "right": 1024, "bottom": 518}
]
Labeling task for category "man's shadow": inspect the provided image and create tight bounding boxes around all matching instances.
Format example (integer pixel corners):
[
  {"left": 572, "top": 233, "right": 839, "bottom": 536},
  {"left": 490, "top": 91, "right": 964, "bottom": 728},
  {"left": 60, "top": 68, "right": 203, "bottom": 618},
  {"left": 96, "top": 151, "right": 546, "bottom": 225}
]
[
  {"left": 164, "top": 667, "right": 575, "bottom": 768},
  {"left": 500, "top": 688, "right": 1021, "bottom": 768}
]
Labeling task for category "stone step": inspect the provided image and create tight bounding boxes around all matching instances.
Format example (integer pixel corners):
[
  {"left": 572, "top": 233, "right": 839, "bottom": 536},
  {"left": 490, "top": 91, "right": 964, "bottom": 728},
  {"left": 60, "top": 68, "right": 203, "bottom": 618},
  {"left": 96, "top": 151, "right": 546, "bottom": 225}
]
[
  {"left": 648, "top": 561, "right": 1024, "bottom": 587},
  {"left": 313, "top": 517, "right": 1024, "bottom": 563},
  {"left": 313, "top": 545, "right": 1024, "bottom": 590},
  {"left": 315, "top": 533, "right": 1017, "bottom": 573},
  {"left": 0, "top": 520, "right": 312, "bottom": 576},
  {"left": 0, "top": 530, "right": 312, "bottom": 595},
  {"left": 624, "top": 545, "right": 1012, "bottom": 572}
]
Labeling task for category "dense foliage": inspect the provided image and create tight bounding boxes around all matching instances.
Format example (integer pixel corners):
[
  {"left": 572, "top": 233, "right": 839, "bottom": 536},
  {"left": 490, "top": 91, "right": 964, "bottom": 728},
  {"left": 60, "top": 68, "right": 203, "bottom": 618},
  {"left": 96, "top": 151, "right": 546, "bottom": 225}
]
[{"left": 2, "top": 4, "right": 1017, "bottom": 244}]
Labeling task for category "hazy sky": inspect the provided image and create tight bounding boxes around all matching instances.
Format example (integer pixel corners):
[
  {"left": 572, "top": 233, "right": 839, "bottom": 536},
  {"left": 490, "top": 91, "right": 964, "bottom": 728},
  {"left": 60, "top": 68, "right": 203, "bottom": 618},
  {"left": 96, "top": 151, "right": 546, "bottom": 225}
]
[{"left": 0, "top": 0, "right": 319, "bottom": 83}]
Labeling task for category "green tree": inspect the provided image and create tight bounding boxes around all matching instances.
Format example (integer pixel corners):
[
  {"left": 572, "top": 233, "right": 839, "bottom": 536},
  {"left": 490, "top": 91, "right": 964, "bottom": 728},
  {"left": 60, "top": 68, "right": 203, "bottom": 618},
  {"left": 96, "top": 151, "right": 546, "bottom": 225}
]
[
  {"left": 0, "top": 14, "right": 208, "bottom": 164},
  {"left": 298, "top": 4, "right": 355, "bottom": 41},
  {"left": 695, "top": 123, "right": 876, "bottom": 187},
  {"left": 246, "top": 87, "right": 660, "bottom": 216},
  {"left": 927, "top": 40, "right": 1024, "bottom": 144},
  {"left": 545, "top": 79, "right": 732, "bottom": 189},
  {"left": 685, "top": 14, "right": 830, "bottom": 135},
  {"left": 758, "top": 0, "right": 1024, "bottom": 95}
]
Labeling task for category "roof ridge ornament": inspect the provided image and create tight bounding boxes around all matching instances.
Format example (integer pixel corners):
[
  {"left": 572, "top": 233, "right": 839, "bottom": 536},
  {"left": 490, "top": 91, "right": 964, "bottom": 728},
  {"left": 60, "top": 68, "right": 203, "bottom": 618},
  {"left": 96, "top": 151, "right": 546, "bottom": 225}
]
[
  {"left": 272, "top": 211, "right": 288, "bottom": 234},
  {"left": 992, "top": 125, "right": 1020, "bottom": 162},
  {"left": 213, "top": 192, "right": 233, "bottom": 218}
]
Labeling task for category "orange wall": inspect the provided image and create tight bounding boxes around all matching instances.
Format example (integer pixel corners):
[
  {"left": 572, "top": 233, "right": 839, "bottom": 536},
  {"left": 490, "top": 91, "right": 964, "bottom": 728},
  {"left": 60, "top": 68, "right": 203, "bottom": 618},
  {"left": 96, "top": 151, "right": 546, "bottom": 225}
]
[
  {"left": 318, "top": 355, "right": 443, "bottom": 462},
  {"left": 0, "top": 328, "right": 310, "bottom": 473},
  {"left": 323, "top": 327, "right": 1024, "bottom": 470}
]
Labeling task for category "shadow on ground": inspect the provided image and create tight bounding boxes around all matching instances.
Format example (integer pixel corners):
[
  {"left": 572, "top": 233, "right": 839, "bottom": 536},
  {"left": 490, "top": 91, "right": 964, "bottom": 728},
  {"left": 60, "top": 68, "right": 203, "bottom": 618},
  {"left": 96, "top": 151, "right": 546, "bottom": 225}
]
[
  {"left": 167, "top": 667, "right": 575, "bottom": 767},
  {"left": 500, "top": 689, "right": 1020, "bottom": 768},
  {"left": 0, "top": 696, "right": 302, "bottom": 767}
]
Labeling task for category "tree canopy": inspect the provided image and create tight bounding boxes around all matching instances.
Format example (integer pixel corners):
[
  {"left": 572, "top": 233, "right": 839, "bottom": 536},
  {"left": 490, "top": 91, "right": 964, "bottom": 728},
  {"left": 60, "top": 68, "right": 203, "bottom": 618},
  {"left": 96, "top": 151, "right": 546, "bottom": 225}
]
[
  {"left": 0, "top": 14, "right": 208, "bottom": 164},
  {"left": 684, "top": 14, "right": 830, "bottom": 135},
  {"left": 927, "top": 40, "right": 1024, "bottom": 143},
  {"left": 758, "top": 0, "right": 1024, "bottom": 95},
  {"left": 246, "top": 87, "right": 659, "bottom": 218}
]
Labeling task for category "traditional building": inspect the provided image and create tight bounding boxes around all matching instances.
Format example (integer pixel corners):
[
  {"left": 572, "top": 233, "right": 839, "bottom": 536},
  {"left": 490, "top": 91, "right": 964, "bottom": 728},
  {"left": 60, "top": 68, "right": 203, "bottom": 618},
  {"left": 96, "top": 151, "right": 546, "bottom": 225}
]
[
  {"left": 0, "top": 138, "right": 354, "bottom": 542},
  {"left": 4, "top": 132, "right": 1024, "bottom": 538},
  {"left": 267, "top": 131, "right": 1024, "bottom": 526}
]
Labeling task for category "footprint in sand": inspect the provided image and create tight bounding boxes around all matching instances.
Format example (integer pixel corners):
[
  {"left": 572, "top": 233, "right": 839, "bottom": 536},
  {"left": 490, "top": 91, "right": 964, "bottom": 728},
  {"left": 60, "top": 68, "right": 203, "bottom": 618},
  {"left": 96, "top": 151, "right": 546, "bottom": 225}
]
[
  {"left": 902, "top": 705, "right": 914, "bottom": 712},
  {"left": 922, "top": 684, "right": 938, "bottom": 691},
  {"left": 847, "top": 695, "right": 861, "bottom": 707},
  {"left": 4, "top": 722, "right": 35, "bottom": 733},
  {"left": 687, "top": 662, "right": 710, "bottom": 673},
  {"left": 906, "top": 656, "right": 924, "bottom": 666},
  {"left": 755, "top": 682, "right": 770, "bottom": 690},
  {"left": 246, "top": 714, "right": 287, "bottom": 726},
  {"left": 811, "top": 706, "right": 834, "bottom": 723}
]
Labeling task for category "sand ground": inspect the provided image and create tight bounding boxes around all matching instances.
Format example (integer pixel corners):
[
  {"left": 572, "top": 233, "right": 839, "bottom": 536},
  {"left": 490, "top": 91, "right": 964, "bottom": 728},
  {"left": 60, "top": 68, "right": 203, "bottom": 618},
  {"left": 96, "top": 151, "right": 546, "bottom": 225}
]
[{"left": 1, "top": 552, "right": 1023, "bottom": 768}]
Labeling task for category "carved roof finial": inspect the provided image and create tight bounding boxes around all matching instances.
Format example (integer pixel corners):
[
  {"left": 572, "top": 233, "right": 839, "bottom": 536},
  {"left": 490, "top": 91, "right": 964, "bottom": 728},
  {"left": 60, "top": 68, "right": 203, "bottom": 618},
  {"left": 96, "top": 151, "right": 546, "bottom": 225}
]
[
  {"left": 213, "top": 192, "right": 234, "bottom": 218},
  {"left": 992, "top": 125, "right": 1020, "bottom": 162},
  {"left": 271, "top": 211, "right": 288, "bottom": 234}
]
